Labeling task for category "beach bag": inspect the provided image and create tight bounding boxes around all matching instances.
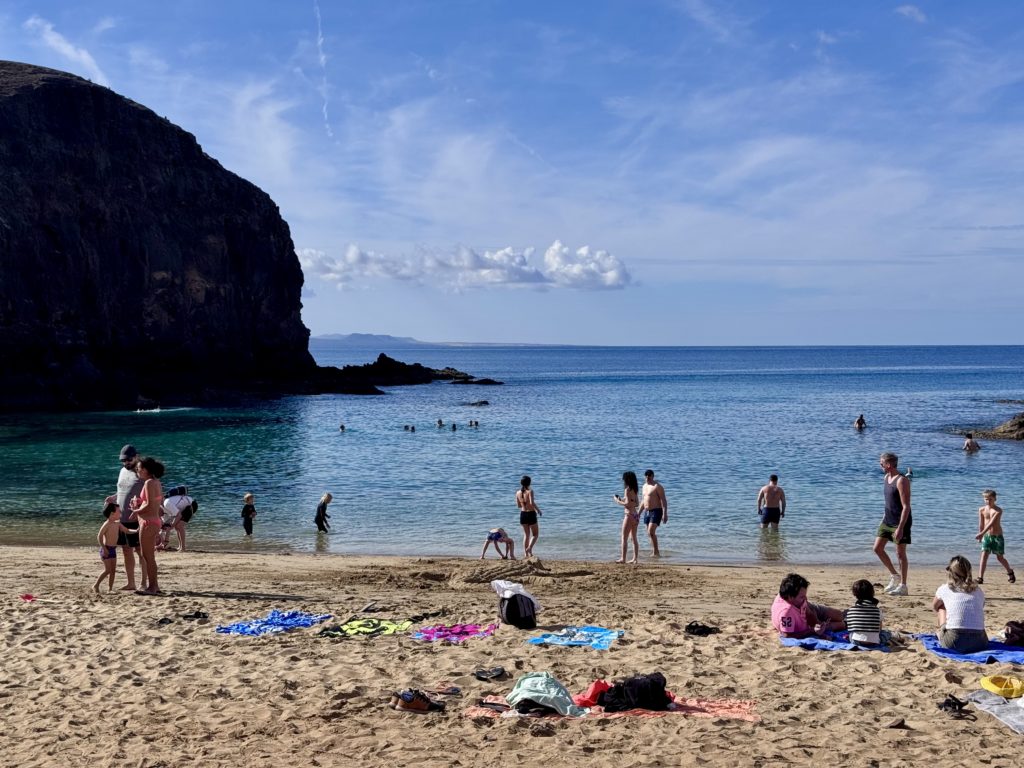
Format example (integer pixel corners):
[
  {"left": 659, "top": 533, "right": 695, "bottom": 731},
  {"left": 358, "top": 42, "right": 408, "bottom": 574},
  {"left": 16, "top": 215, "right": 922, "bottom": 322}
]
[
  {"left": 598, "top": 672, "right": 671, "bottom": 712},
  {"left": 499, "top": 594, "right": 537, "bottom": 630},
  {"left": 1005, "top": 621, "right": 1024, "bottom": 646},
  {"left": 182, "top": 499, "right": 198, "bottom": 523},
  {"left": 165, "top": 485, "right": 188, "bottom": 498}
]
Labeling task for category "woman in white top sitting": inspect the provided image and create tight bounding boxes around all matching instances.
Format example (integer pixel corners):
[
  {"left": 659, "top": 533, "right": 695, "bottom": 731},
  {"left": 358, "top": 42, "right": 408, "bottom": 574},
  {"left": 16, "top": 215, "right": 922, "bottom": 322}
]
[{"left": 932, "top": 555, "right": 988, "bottom": 653}]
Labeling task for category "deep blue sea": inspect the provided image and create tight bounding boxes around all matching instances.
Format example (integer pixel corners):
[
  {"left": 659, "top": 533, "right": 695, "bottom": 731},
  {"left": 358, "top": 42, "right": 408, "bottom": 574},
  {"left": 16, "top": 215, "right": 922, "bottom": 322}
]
[{"left": 1, "top": 344, "right": 1022, "bottom": 566}]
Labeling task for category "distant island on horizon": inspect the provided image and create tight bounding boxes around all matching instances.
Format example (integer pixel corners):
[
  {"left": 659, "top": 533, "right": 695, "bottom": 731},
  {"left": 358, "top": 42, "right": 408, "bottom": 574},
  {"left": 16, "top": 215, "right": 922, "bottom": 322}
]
[{"left": 311, "top": 334, "right": 1024, "bottom": 349}]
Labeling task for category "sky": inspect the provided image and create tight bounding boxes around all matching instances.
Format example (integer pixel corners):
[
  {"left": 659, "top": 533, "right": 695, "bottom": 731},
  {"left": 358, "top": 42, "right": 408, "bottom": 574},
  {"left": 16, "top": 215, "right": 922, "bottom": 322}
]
[{"left": 3, "top": 1, "right": 1024, "bottom": 345}]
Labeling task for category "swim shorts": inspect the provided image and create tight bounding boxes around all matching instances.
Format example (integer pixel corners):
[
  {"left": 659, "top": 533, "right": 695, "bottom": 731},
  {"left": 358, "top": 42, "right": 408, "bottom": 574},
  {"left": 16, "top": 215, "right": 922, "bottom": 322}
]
[
  {"left": 876, "top": 521, "right": 912, "bottom": 545},
  {"left": 760, "top": 507, "right": 782, "bottom": 525},
  {"left": 487, "top": 531, "right": 503, "bottom": 542},
  {"left": 99, "top": 545, "right": 117, "bottom": 561},
  {"left": 981, "top": 534, "right": 1005, "bottom": 556},
  {"left": 519, "top": 510, "right": 538, "bottom": 526},
  {"left": 643, "top": 508, "right": 663, "bottom": 526},
  {"left": 117, "top": 521, "right": 140, "bottom": 548}
]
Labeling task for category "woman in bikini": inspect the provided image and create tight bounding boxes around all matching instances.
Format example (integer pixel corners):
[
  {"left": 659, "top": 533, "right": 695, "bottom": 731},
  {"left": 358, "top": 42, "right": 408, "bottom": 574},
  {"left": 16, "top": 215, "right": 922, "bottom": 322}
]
[
  {"left": 130, "top": 456, "right": 165, "bottom": 595},
  {"left": 516, "top": 476, "right": 542, "bottom": 557},
  {"left": 612, "top": 471, "right": 640, "bottom": 564}
]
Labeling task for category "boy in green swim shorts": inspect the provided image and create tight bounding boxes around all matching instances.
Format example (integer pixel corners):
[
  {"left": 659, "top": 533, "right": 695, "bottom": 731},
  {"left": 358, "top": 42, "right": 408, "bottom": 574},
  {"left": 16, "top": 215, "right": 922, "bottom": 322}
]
[{"left": 976, "top": 489, "right": 1015, "bottom": 584}]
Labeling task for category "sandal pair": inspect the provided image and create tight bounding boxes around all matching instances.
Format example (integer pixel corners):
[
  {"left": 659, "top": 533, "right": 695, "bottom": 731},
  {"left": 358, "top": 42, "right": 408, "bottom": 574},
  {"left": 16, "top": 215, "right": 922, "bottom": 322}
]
[{"left": 937, "top": 694, "right": 975, "bottom": 720}]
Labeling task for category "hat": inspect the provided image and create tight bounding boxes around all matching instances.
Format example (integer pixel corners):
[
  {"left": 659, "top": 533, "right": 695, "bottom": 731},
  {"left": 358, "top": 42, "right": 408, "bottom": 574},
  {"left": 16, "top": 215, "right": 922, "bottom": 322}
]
[
  {"left": 980, "top": 675, "right": 1024, "bottom": 699},
  {"left": 119, "top": 444, "right": 138, "bottom": 461}
]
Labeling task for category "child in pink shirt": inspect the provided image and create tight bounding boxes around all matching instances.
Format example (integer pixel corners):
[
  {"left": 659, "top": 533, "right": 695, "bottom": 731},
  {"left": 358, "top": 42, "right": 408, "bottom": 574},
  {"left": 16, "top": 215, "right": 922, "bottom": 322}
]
[{"left": 771, "top": 573, "right": 846, "bottom": 638}]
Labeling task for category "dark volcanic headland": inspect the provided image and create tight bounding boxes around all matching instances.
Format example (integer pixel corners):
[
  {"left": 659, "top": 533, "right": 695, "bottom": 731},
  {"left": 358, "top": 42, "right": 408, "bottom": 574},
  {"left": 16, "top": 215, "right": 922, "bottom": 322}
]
[{"left": 0, "top": 61, "right": 470, "bottom": 411}]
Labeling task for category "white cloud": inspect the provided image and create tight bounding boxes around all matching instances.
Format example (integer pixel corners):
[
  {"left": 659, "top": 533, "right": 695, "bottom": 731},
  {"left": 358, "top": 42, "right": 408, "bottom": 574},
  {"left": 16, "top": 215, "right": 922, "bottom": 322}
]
[
  {"left": 298, "top": 241, "right": 633, "bottom": 291},
  {"left": 312, "top": 0, "right": 333, "bottom": 138},
  {"left": 23, "top": 15, "right": 109, "bottom": 86},
  {"left": 895, "top": 5, "right": 928, "bottom": 24}
]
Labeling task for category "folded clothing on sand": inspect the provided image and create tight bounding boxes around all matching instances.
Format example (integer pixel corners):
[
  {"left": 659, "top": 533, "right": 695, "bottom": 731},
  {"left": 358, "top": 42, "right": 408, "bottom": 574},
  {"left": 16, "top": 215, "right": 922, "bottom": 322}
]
[
  {"left": 918, "top": 634, "right": 1024, "bottom": 664},
  {"left": 412, "top": 623, "right": 498, "bottom": 643},
  {"left": 216, "top": 610, "right": 332, "bottom": 636},
  {"left": 526, "top": 625, "right": 624, "bottom": 650},
  {"left": 780, "top": 630, "right": 890, "bottom": 652}
]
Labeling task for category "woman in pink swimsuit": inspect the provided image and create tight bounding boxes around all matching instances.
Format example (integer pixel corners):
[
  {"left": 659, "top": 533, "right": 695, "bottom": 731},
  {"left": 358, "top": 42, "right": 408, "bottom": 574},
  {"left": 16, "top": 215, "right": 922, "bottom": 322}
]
[{"left": 130, "top": 456, "right": 165, "bottom": 595}]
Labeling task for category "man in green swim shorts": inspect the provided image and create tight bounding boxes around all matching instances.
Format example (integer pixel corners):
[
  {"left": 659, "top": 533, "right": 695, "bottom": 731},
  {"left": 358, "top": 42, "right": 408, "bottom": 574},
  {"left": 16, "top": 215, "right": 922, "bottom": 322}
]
[{"left": 976, "top": 489, "right": 1015, "bottom": 584}]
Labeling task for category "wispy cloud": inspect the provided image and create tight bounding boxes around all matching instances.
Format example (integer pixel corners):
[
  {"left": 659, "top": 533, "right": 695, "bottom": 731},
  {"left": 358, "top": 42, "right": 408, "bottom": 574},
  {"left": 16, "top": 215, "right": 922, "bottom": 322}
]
[
  {"left": 671, "top": 0, "right": 737, "bottom": 43},
  {"left": 23, "top": 15, "right": 109, "bottom": 86},
  {"left": 312, "top": 0, "right": 333, "bottom": 138},
  {"left": 895, "top": 5, "right": 928, "bottom": 24},
  {"left": 298, "top": 241, "right": 633, "bottom": 291}
]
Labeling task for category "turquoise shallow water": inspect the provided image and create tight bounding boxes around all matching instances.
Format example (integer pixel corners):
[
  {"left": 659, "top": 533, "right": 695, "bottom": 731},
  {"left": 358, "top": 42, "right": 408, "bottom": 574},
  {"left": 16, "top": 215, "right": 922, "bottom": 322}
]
[{"left": 1, "top": 344, "right": 1023, "bottom": 565}]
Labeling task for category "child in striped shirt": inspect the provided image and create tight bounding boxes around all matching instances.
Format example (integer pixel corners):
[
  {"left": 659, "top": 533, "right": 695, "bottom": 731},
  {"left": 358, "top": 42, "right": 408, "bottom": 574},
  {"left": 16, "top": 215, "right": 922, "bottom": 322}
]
[{"left": 845, "top": 579, "right": 885, "bottom": 647}]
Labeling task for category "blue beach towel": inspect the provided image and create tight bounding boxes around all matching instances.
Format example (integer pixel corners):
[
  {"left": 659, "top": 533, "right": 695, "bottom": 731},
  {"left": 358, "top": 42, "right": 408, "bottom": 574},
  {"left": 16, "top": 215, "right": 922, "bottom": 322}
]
[
  {"left": 216, "top": 609, "right": 332, "bottom": 636},
  {"left": 918, "top": 633, "right": 1024, "bottom": 664},
  {"left": 780, "top": 631, "right": 890, "bottom": 652},
  {"left": 527, "top": 625, "right": 624, "bottom": 650}
]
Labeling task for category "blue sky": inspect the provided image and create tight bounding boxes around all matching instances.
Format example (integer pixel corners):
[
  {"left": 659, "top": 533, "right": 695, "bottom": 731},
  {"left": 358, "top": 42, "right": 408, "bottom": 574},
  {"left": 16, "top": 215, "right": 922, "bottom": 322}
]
[{"left": 3, "top": 1, "right": 1024, "bottom": 344}]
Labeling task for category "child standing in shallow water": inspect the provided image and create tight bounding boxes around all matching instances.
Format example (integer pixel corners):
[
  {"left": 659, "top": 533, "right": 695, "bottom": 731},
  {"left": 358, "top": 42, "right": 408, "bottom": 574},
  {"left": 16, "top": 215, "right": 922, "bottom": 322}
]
[
  {"left": 314, "top": 493, "right": 332, "bottom": 533},
  {"left": 94, "top": 500, "right": 130, "bottom": 593},
  {"left": 976, "top": 489, "right": 1015, "bottom": 584},
  {"left": 241, "top": 492, "right": 256, "bottom": 537}
]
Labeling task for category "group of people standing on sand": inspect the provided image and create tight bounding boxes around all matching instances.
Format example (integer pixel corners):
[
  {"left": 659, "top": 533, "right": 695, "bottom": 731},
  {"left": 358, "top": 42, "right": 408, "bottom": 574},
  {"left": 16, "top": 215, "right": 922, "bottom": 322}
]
[{"left": 94, "top": 445, "right": 165, "bottom": 595}]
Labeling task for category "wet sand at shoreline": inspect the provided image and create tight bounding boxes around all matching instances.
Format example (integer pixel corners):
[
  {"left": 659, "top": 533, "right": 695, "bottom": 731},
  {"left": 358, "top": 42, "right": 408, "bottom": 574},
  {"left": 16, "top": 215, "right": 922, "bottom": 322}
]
[{"left": 1, "top": 545, "right": 1020, "bottom": 767}]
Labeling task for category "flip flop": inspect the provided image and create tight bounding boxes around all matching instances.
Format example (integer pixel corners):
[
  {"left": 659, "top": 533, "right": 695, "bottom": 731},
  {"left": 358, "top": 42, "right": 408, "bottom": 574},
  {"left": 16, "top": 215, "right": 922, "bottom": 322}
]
[
  {"left": 473, "top": 666, "right": 506, "bottom": 681},
  {"left": 937, "top": 694, "right": 976, "bottom": 720},
  {"left": 157, "top": 617, "right": 173, "bottom": 625},
  {"left": 181, "top": 611, "right": 209, "bottom": 620}
]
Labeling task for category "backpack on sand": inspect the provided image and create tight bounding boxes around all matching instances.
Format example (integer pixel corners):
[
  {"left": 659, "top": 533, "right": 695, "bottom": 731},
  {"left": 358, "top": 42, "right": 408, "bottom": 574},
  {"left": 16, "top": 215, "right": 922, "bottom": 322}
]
[
  {"left": 1004, "top": 621, "right": 1024, "bottom": 646},
  {"left": 499, "top": 594, "right": 537, "bottom": 630}
]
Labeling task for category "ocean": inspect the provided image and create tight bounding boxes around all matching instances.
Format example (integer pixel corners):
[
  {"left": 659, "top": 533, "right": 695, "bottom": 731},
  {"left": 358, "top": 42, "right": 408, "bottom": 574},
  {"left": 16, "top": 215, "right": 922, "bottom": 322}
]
[{"left": 1, "top": 343, "right": 1022, "bottom": 566}]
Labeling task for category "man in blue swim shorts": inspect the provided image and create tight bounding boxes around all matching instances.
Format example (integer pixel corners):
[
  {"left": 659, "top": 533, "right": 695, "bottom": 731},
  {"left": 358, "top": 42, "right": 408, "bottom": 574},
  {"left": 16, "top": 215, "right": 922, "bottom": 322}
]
[{"left": 640, "top": 469, "right": 669, "bottom": 557}]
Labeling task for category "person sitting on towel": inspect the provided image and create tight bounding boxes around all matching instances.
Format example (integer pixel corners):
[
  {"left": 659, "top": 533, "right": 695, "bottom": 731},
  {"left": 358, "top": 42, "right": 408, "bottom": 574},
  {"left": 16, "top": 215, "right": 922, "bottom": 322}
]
[{"left": 771, "top": 573, "right": 846, "bottom": 638}]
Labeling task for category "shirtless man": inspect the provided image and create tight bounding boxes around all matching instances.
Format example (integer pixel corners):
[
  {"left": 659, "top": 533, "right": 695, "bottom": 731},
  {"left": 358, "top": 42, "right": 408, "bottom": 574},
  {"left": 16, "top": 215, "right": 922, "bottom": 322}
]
[
  {"left": 639, "top": 469, "right": 668, "bottom": 557},
  {"left": 963, "top": 433, "right": 981, "bottom": 453},
  {"left": 854, "top": 414, "right": 866, "bottom": 431},
  {"left": 976, "top": 489, "right": 1014, "bottom": 584},
  {"left": 874, "top": 452, "right": 912, "bottom": 596},
  {"left": 757, "top": 475, "right": 787, "bottom": 529}
]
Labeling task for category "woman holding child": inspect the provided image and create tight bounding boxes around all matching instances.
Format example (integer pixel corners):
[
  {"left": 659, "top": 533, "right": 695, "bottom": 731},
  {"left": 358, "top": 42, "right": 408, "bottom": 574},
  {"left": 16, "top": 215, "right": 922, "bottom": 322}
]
[
  {"left": 130, "top": 456, "right": 165, "bottom": 595},
  {"left": 933, "top": 555, "right": 988, "bottom": 653}
]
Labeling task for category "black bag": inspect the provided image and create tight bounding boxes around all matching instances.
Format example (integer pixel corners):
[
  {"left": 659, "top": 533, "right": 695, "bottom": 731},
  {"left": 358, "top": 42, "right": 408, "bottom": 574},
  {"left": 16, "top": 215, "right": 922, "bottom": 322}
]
[
  {"left": 598, "top": 673, "right": 671, "bottom": 712},
  {"left": 499, "top": 594, "right": 537, "bottom": 630},
  {"left": 1005, "top": 621, "right": 1024, "bottom": 646},
  {"left": 165, "top": 485, "right": 188, "bottom": 498},
  {"left": 180, "top": 500, "right": 198, "bottom": 523}
]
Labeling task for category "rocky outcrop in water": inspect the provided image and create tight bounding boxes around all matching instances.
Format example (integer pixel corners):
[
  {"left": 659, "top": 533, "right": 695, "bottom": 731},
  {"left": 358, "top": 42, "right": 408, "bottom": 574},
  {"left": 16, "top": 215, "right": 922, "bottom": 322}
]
[
  {"left": 977, "top": 412, "right": 1024, "bottom": 440},
  {"left": 0, "top": 61, "right": 467, "bottom": 410}
]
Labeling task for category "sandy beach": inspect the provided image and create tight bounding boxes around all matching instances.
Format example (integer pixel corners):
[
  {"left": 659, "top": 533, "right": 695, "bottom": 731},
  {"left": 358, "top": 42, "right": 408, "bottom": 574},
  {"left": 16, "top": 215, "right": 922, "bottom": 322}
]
[{"left": 1, "top": 545, "right": 1020, "bottom": 767}]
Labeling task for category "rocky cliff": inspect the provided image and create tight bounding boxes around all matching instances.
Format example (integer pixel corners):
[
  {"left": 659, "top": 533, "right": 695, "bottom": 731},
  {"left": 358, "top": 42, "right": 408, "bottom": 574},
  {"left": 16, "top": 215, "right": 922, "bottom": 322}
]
[{"left": 0, "top": 61, "right": 456, "bottom": 410}]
